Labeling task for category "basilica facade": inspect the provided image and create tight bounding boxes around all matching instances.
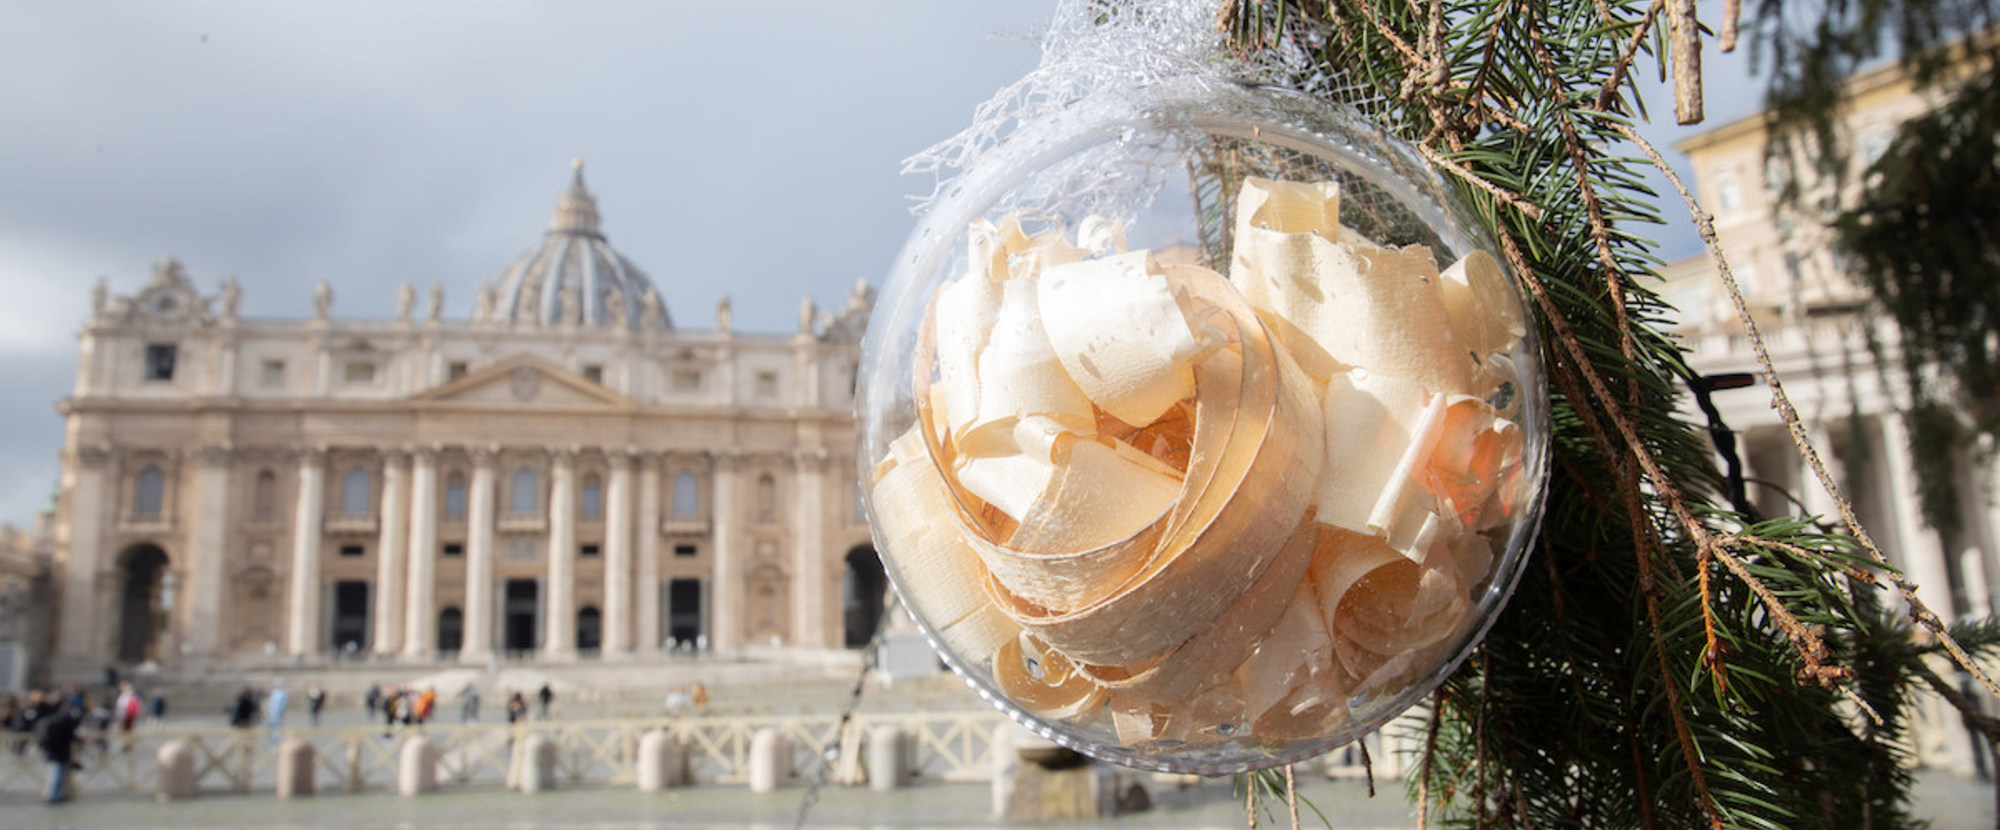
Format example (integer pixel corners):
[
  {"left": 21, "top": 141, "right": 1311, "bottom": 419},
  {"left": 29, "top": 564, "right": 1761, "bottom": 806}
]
[{"left": 47, "top": 166, "right": 885, "bottom": 680}]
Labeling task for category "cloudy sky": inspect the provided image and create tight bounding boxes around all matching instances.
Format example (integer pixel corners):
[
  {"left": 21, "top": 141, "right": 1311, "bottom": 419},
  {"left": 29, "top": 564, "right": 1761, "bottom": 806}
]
[{"left": 0, "top": 1, "right": 1759, "bottom": 527}]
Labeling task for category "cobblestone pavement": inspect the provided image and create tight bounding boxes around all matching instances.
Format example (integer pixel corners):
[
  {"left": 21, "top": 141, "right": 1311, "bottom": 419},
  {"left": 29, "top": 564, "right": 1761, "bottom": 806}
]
[{"left": 1, "top": 770, "right": 1990, "bottom": 830}]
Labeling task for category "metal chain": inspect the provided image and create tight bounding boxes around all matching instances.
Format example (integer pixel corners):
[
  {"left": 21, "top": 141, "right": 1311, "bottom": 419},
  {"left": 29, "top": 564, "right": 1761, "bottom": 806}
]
[{"left": 791, "top": 591, "right": 896, "bottom": 829}]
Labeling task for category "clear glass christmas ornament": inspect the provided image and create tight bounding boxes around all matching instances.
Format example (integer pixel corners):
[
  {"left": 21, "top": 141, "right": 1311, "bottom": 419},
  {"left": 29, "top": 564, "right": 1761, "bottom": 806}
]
[{"left": 859, "top": 74, "right": 1549, "bottom": 774}]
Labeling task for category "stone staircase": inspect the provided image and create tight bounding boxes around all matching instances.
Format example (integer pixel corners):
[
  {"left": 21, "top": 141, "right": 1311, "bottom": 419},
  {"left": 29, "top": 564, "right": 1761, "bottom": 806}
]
[{"left": 114, "top": 650, "right": 977, "bottom": 721}]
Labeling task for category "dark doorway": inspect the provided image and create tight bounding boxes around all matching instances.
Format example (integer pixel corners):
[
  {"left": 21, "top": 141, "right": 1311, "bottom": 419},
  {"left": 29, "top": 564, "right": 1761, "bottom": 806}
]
[
  {"left": 504, "top": 579, "right": 539, "bottom": 654},
  {"left": 116, "top": 545, "right": 169, "bottom": 663},
  {"left": 577, "top": 606, "right": 602, "bottom": 653},
  {"left": 842, "top": 547, "right": 888, "bottom": 648},
  {"left": 667, "top": 579, "right": 703, "bottom": 648},
  {"left": 331, "top": 581, "right": 370, "bottom": 653},
  {"left": 437, "top": 607, "right": 464, "bottom": 654}
]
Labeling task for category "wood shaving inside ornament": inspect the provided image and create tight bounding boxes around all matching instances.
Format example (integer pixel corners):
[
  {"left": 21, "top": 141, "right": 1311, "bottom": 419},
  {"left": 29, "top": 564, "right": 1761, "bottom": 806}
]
[{"left": 871, "top": 176, "right": 1532, "bottom": 759}]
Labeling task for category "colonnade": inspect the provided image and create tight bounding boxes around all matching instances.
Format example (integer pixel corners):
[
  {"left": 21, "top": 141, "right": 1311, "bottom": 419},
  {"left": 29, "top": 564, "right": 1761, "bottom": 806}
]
[{"left": 279, "top": 445, "right": 838, "bottom": 661}]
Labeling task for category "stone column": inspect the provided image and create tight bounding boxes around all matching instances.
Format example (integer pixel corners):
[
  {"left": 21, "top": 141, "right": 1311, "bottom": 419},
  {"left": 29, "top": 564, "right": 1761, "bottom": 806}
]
[
  {"left": 636, "top": 454, "right": 662, "bottom": 653},
  {"left": 710, "top": 451, "right": 739, "bottom": 652},
  {"left": 186, "top": 444, "right": 233, "bottom": 656},
  {"left": 604, "top": 448, "right": 634, "bottom": 655},
  {"left": 55, "top": 444, "right": 113, "bottom": 666},
  {"left": 288, "top": 448, "right": 327, "bottom": 656},
  {"left": 792, "top": 450, "right": 829, "bottom": 648},
  {"left": 1975, "top": 434, "right": 2000, "bottom": 618},
  {"left": 1879, "top": 413, "right": 1958, "bottom": 620},
  {"left": 373, "top": 450, "right": 410, "bottom": 656},
  {"left": 215, "top": 333, "right": 239, "bottom": 395},
  {"left": 544, "top": 449, "right": 577, "bottom": 658},
  {"left": 1797, "top": 421, "right": 1843, "bottom": 526},
  {"left": 404, "top": 448, "right": 440, "bottom": 658},
  {"left": 462, "top": 446, "right": 498, "bottom": 661}
]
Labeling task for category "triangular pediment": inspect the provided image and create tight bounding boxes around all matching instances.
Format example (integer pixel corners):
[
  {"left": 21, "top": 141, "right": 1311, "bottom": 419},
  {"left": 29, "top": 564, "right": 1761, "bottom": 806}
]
[{"left": 412, "top": 354, "right": 635, "bottom": 409}]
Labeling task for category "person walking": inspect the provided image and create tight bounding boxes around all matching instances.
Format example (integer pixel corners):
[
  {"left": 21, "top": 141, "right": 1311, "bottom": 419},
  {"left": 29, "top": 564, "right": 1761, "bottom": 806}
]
[
  {"left": 306, "top": 685, "right": 326, "bottom": 726},
  {"left": 459, "top": 683, "right": 480, "bottom": 723},
  {"left": 506, "top": 691, "right": 527, "bottom": 724},
  {"left": 536, "top": 683, "right": 553, "bottom": 720},
  {"left": 38, "top": 701, "right": 82, "bottom": 804},
  {"left": 266, "top": 683, "right": 290, "bottom": 731},
  {"left": 228, "top": 688, "right": 258, "bottom": 729},
  {"left": 113, "top": 683, "right": 141, "bottom": 736}
]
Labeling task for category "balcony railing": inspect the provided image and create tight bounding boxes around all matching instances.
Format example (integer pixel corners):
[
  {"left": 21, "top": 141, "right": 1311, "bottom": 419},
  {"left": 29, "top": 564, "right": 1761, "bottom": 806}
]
[{"left": 660, "top": 515, "right": 710, "bottom": 535}]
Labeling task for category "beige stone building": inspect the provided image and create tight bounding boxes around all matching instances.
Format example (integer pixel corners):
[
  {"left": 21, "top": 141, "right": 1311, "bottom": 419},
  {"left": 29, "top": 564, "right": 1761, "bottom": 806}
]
[
  {"left": 47, "top": 165, "right": 885, "bottom": 681},
  {"left": 1663, "top": 57, "right": 2000, "bottom": 772},
  {"left": 0, "top": 512, "right": 53, "bottom": 691}
]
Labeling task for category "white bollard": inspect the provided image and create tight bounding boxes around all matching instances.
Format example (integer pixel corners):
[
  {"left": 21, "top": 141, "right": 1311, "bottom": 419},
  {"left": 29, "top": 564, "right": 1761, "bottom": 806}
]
[
  {"left": 989, "top": 724, "right": 1016, "bottom": 818},
  {"left": 637, "top": 730, "right": 682, "bottom": 792},
  {"left": 156, "top": 740, "right": 197, "bottom": 801},
  {"left": 276, "top": 738, "right": 315, "bottom": 798},
  {"left": 747, "top": 728, "right": 791, "bottom": 793},
  {"left": 519, "top": 734, "right": 558, "bottom": 793},
  {"left": 397, "top": 736, "right": 439, "bottom": 796},
  {"left": 866, "top": 725, "right": 908, "bottom": 792}
]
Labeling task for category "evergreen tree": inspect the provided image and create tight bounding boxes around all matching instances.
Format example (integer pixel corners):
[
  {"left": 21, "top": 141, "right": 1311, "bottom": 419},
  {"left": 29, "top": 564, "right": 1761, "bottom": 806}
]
[{"left": 1213, "top": 1, "right": 2000, "bottom": 827}]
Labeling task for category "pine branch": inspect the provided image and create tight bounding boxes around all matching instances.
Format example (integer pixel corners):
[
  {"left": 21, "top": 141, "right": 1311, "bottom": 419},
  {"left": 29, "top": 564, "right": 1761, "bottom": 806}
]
[{"left": 1219, "top": 1, "right": 1984, "bottom": 827}]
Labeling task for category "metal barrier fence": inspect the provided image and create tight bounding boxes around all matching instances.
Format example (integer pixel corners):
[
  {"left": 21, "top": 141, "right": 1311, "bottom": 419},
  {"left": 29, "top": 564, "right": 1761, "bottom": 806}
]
[{"left": 0, "top": 709, "right": 1013, "bottom": 797}]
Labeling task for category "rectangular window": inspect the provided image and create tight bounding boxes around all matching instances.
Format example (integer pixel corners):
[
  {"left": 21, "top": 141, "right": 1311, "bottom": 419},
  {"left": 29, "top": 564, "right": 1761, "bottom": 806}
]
[
  {"left": 580, "top": 543, "right": 601, "bottom": 557},
  {"left": 343, "top": 361, "right": 376, "bottom": 385},
  {"left": 674, "top": 543, "right": 698, "bottom": 558},
  {"left": 442, "top": 543, "right": 464, "bottom": 557},
  {"left": 144, "top": 343, "right": 178, "bottom": 382},
  {"left": 755, "top": 371, "right": 779, "bottom": 399},
  {"left": 672, "top": 368, "right": 701, "bottom": 391},
  {"left": 447, "top": 361, "right": 469, "bottom": 381},
  {"left": 338, "top": 544, "right": 365, "bottom": 558},
  {"left": 260, "top": 359, "right": 286, "bottom": 388},
  {"left": 582, "top": 364, "right": 603, "bottom": 384},
  {"left": 1715, "top": 179, "right": 1742, "bottom": 213}
]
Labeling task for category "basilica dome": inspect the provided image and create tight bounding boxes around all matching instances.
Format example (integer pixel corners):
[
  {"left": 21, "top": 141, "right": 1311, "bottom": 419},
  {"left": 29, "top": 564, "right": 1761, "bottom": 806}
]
[{"left": 477, "top": 161, "right": 671, "bottom": 330}]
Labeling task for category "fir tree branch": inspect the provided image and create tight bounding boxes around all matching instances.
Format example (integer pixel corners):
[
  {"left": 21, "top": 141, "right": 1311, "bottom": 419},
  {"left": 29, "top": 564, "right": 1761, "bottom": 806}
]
[{"left": 1611, "top": 118, "right": 2000, "bottom": 702}]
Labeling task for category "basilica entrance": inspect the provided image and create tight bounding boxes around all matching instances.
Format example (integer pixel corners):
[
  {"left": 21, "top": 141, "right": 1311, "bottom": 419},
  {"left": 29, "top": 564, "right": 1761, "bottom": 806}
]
[
  {"left": 116, "top": 544, "right": 169, "bottom": 663},
  {"left": 843, "top": 546, "right": 887, "bottom": 648},
  {"left": 330, "top": 581, "right": 370, "bottom": 653},
  {"left": 667, "top": 578, "right": 702, "bottom": 648},
  {"left": 504, "top": 579, "right": 539, "bottom": 654}
]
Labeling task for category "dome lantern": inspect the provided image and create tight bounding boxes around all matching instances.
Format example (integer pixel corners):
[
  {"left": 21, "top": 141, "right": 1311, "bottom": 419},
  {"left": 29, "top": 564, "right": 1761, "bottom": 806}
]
[{"left": 478, "top": 161, "right": 670, "bottom": 331}]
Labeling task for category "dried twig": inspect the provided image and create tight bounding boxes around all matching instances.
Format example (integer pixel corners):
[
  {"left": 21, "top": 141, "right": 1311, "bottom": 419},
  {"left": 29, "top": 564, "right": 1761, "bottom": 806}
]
[{"left": 1612, "top": 119, "right": 2000, "bottom": 702}]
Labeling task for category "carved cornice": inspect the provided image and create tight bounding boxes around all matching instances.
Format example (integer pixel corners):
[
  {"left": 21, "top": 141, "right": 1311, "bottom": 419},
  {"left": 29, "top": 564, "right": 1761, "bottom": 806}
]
[
  {"left": 794, "top": 449, "right": 830, "bottom": 474},
  {"left": 708, "top": 449, "right": 741, "bottom": 473},
  {"left": 74, "top": 443, "right": 116, "bottom": 468},
  {"left": 467, "top": 443, "right": 501, "bottom": 468},
  {"left": 194, "top": 443, "right": 235, "bottom": 467}
]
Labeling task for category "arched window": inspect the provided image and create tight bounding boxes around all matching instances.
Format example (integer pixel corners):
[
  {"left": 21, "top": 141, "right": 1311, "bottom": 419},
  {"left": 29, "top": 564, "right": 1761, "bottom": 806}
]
[
  {"left": 755, "top": 473, "right": 777, "bottom": 522},
  {"left": 444, "top": 472, "right": 467, "bottom": 520},
  {"left": 253, "top": 469, "right": 278, "bottom": 522},
  {"left": 671, "top": 471, "right": 700, "bottom": 517},
  {"left": 133, "top": 466, "right": 166, "bottom": 519},
  {"left": 509, "top": 467, "right": 539, "bottom": 516},
  {"left": 437, "top": 607, "right": 464, "bottom": 653},
  {"left": 580, "top": 473, "right": 604, "bottom": 520},
  {"left": 339, "top": 468, "right": 372, "bottom": 517}
]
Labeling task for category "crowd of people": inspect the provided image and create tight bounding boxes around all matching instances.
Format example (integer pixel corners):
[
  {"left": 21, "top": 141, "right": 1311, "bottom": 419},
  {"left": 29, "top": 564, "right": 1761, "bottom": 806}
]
[
  {"left": 3, "top": 680, "right": 164, "bottom": 804},
  {"left": 8, "top": 673, "right": 723, "bottom": 806}
]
